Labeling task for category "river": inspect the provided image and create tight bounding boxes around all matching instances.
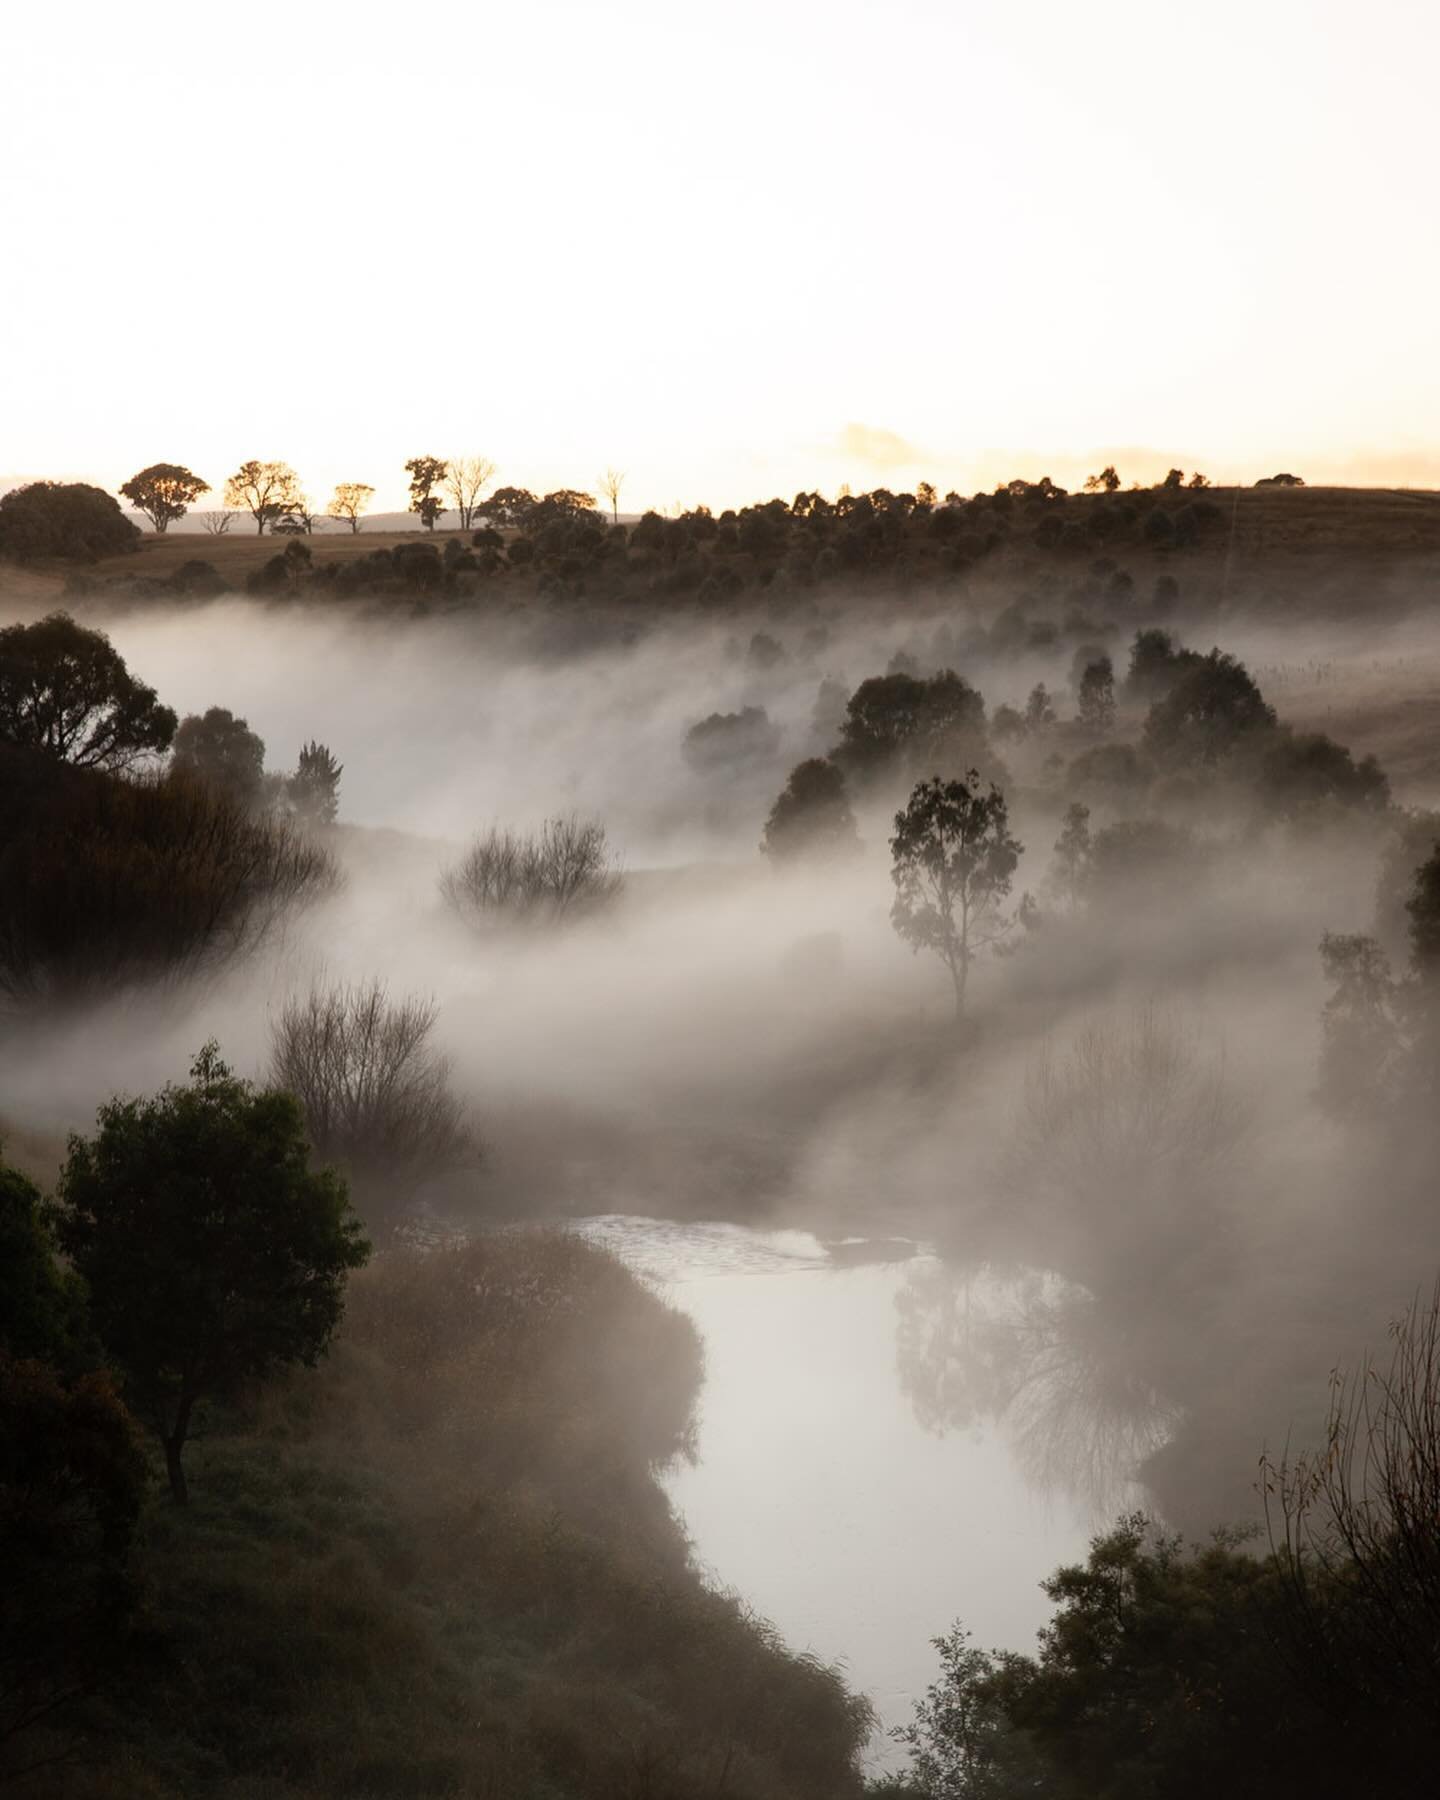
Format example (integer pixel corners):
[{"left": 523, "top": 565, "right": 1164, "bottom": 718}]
[{"left": 580, "top": 1215, "right": 1099, "bottom": 1772}]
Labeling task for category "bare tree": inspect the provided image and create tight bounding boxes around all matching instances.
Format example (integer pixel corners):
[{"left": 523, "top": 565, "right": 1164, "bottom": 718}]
[
  {"left": 199, "top": 509, "right": 237, "bottom": 536},
  {"left": 1265, "top": 1279, "right": 1440, "bottom": 1734},
  {"left": 599, "top": 467, "right": 626, "bottom": 525},
  {"left": 439, "top": 815, "right": 622, "bottom": 925},
  {"left": 444, "top": 456, "right": 496, "bottom": 531},
  {"left": 325, "top": 483, "right": 374, "bottom": 534},
  {"left": 271, "top": 979, "right": 474, "bottom": 1220}
]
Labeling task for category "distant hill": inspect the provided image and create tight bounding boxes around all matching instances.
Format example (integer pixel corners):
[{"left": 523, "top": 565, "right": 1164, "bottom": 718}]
[{"left": 7, "top": 482, "right": 1440, "bottom": 631}]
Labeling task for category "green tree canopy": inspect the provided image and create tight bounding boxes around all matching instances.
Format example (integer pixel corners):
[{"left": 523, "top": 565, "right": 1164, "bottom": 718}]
[
  {"left": 0, "top": 612, "right": 176, "bottom": 770},
  {"left": 56, "top": 1045, "right": 368, "bottom": 1501}
]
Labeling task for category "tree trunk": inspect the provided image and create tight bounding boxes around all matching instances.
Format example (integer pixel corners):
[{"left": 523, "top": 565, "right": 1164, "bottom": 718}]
[
  {"left": 164, "top": 1434, "right": 189, "bottom": 1505},
  {"left": 164, "top": 1392, "right": 196, "bottom": 1504},
  {"left": 255, "top": 514, "right": 265, "bottom": 535}
]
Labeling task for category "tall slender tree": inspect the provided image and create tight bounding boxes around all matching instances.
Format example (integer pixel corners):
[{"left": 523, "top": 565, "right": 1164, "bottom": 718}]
[{"left": 890, "top": 772, "right": 1022, "bottom": 1018}]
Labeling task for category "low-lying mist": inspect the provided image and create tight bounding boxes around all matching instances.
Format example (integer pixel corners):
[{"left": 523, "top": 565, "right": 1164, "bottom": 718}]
[{"left": 6, "top": 586, "right": 1440, "bottom": 1540}]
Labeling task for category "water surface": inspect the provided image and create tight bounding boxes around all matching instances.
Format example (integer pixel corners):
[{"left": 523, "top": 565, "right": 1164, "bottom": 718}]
[{"left": 583, "top": 1216, "right": 1098, "bottom": 1767}]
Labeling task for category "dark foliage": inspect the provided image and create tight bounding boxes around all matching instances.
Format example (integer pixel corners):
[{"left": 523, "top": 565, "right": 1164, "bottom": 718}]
[
  {"left": 170, "top": 705, "right": 266, "bottom": 808},
  {"left": 56, "top": 1045, "right": 368, "bottom": 1501},
  {"left": 0, "top": 482, "right": 141, "bottom": 561},
  {"left": 0, "top": 750, "right": 337, "bottom": 1005},
  {"left": 0, "top": 613, "right": 175, "bottom": 770},
  {"left": 762, "top": 757, "right": 861, "bottom": 862}
]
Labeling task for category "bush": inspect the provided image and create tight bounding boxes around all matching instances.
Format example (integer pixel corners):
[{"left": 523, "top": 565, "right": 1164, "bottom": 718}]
[
  {"left": 0, "top": 482, "right": 140, "bottom": 561},
  {"left": 270, "top": 980, "right": 473, "bottom": 1224},
  {"left": 170, "top": 705, "right": 266, "bottom": 808},
  {"left": 0, "top": 750, "right": 338, "bottom": 1005},
  {"left": 683, "top": 705, "right": 781, "bottom": 773},
  {"left": 761, "top": 758, "right": 861, "bottom": 862},
  {"left": 440, "top": 815, "right": 622, "bottom": 925}
]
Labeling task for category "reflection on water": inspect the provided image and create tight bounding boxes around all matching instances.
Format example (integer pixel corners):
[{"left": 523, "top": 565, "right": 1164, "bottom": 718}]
[
  {"left": 896, "top": 1260, "right": 1176, "bottom": 1513},
  {"left": 579, "top": 1216, "right": 1097, "bottom": 1767}
]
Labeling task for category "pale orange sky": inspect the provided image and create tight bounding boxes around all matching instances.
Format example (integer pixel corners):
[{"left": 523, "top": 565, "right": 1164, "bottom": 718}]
[{"left": 3, "top": 0, "right": 1438, "bottom": 515}]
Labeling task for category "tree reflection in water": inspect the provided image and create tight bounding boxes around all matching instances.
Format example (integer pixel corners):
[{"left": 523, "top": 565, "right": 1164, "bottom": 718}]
[
  {"left": 896, "top": 1008, "right": 1247, "bottom": 1512},
  {"left": 896, "top": 1260, "right": 1179, "bottom": 1510}
]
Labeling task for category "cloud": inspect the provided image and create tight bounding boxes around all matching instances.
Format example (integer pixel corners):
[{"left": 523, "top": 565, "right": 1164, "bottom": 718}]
[{"left": 833, "top": 423, "right": 933, "bottom": 473}]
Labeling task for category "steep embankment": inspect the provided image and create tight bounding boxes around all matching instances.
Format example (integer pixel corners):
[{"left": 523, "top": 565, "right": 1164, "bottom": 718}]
[{"left": 25, "top": 1233, "right": 872, "bottom": 1800}]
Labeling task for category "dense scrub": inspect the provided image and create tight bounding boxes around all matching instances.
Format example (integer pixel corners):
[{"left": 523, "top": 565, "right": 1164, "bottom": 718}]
[
  {"left": 0, "top": 749, "right": 336, "bottom": 1005},
  {"left": 16, "top": 1232, "right": 870, "bottom": 1798}
]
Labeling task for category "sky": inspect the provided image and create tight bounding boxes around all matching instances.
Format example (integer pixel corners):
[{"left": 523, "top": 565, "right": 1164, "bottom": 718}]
[{"left": 3, "top": 0, "right": 1439, "bottom": 515}]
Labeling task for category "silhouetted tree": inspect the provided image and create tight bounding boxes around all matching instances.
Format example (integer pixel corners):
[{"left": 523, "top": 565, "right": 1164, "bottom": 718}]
[
  {"left": 1265, "top": 1280, "right": 1440, "bottom": 1756},
  {"left": 0, "top": 482, "right": 141, "bottom": 561},
  {"left": 1024, "top": 683, "right": 1056, "bottom": 730},
  {"left": 477, "top": 486, "right": 539, "bottom": 531},
  {"left": 119, "top": 463, "right": 209, "bottom": 533},
  {"left": 56, "top": 1044, "right": 367, "bottom": 1503},
  {"left": 325, "top": 481, "right": 374, "bottom": 533},
  {"left": 286, "top": 740, "right": 342, "bottom": 828},
  {"left": 0, "top": 1355, "right": 146, "bottom": 1768},
  {"left": 683, "top": 706, "right": 781, "bottom": 773},
  {"left": 1143, "top": 650, "right": 1275, "bottom": 765},
  {"left": 761, "top": 758, "right": 860, "bottom": 863},
  {"left": 1077, "top": 656, "right": 1116, "bottom": 734},
  {"left": 0, "top": 756, "right": 336, "bottom": 1003},
  {"left": 599, "top": 467, "right": 626, "bottom": 524},
  {"left": 1083, "top": 465, "right": 1121, "bottom": 493},
  {"left": 890, "top": 773, "right": 1022, "bottom": 1017},
  {"left": 440, "top": 816, "right": 622, "bottom": 924},
  {"left": 170, "top": 706, "right": 266, "bottom": 809},
  {"left": 223, "top": 461, "right": 302, "bottom": 535},
  {"left": 836, "top": 671, "right": 988, "bottom": 784},
  {"left": 405, "top": 455, "right": 449, "bottom": 531},
  {"left": 0, "top": 1152, "right": 89, "bottom": 1367},
  {"left": 1125, "top": 627, "right": 1200, "bottom": 701},
  {"left": 1257, "top": 730, "right": 1389, "bottom": 820},
  {"left": 0, "top": 613, "right": 176, "bottom": 770},
  {"left": 271, "top": 982, "right": 473, "bottom": 1224},
  {"left": 1316, "top": 931, "right": 1401, "bottom": 1118},
  {"left": 1050, "top": 802, "right": 1092, "bottom": 908},
  {"left": 444, "top": 456, "right": 496, "bottom": 531}
]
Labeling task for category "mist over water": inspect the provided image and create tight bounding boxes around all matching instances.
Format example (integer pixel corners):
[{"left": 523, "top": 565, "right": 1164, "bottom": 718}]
[{"left": 9, "top": 587, "right": 1440, "bottom": 1749}]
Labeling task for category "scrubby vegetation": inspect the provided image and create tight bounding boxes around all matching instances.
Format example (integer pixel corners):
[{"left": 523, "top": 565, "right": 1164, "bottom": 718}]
[{"left": 2, "top": 1121, "right": 872, "bottom": 1798}]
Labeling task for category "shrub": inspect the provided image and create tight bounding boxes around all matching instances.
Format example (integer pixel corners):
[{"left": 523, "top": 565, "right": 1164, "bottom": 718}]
[
  {"left": 761, "top": 758, "right": 860, "bottom": 862},
  {"left": 270, "top": 980, "right": 473, "bottom": 1223},
  {"left": 440, "top": 816, "right": 622, "bottom": 925},
  {"left": 0, "top": 482, "right": 141, "bottom": 561},
  {"left": 683, "top": 705, "right": 781, "bottom": 773},
  {"left": 0, "top": 750, "right": 338, "bottom": 1005}
]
